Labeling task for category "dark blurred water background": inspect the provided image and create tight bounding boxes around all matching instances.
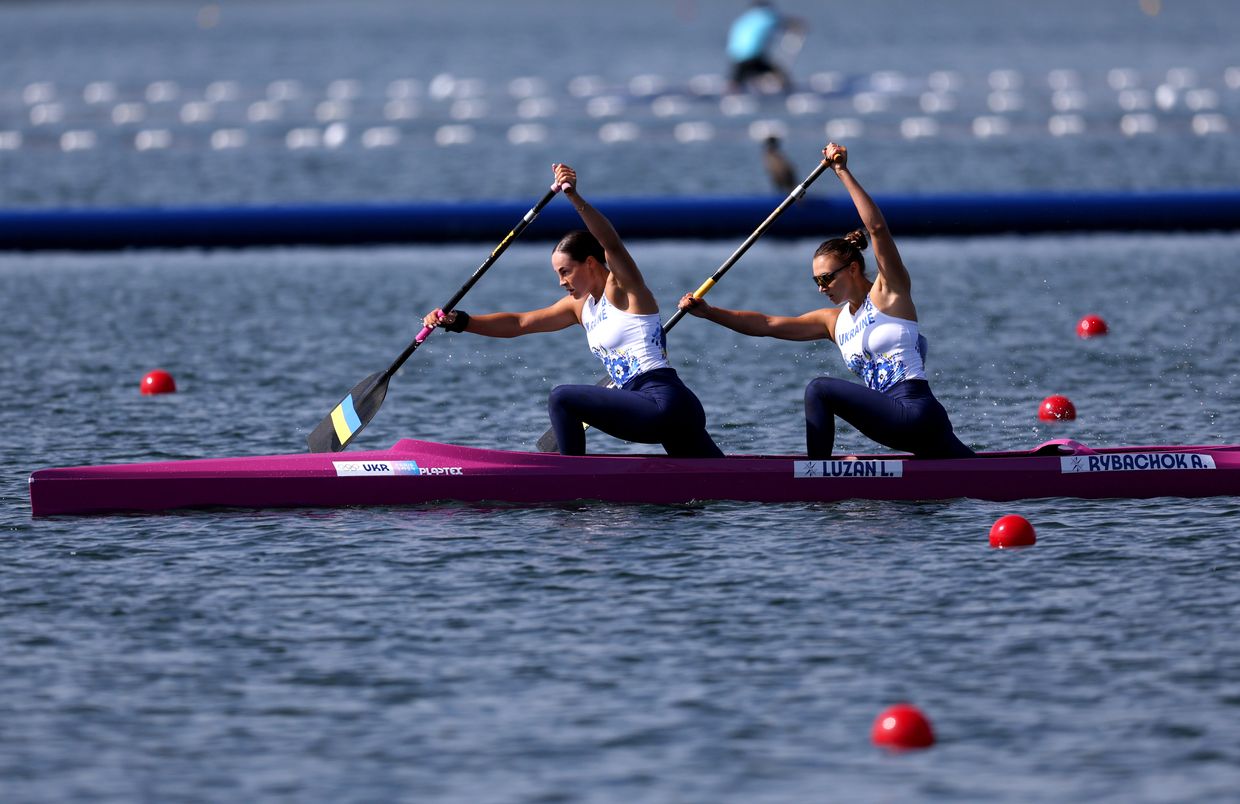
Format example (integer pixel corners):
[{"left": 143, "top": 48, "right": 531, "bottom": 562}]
[{"left": 3, "top": 1, "right": 1240, "bottom": 802}]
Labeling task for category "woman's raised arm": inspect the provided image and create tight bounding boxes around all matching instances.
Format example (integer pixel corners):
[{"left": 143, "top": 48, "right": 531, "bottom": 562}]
[
  {"left": 824, "top": 143, "right": 911, "bottom": 299},
  {"left": 553, "top": 163, "right": 655, "bottom": 310}
]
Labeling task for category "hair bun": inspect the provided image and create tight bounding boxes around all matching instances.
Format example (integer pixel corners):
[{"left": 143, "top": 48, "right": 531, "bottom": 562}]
[{"left": 844, "top": 229, "right": 868, "bottom": 251}]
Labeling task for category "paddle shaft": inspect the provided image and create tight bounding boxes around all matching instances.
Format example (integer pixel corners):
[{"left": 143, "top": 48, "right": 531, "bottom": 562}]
[
  {"left": 535, "top": 158, "right": 832, "bottom": 452},
  {"left": 389, "top": 186, "right": 560, "bottom": 381},
  {"left": 665, "top": 157, "right": 831, "bottom": 331},
  {"left": 309, "top": 186, "right": 558, "bottom": 452}
]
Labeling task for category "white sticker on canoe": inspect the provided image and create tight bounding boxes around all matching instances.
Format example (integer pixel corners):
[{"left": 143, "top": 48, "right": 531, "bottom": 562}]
[
  {"left": 333, "top": 460, "right": 424, "bottom": 476},
  {"left": 332, "top": 461, "right": 466, "bottom": 477},
  {"left": 794, "top": 460, "right": 904, "bottom": 479},
  {"left": 1060, "top": 453, "right": 1216, "bottom": 473}
]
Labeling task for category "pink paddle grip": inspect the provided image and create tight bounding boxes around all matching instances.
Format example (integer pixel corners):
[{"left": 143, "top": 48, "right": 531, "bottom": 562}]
[{"left": 416, "top": 309, "right": 444, "bottom": 343}]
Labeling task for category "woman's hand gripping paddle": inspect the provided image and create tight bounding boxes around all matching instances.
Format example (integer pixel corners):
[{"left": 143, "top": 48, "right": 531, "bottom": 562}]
[
  {"left": 307, "top": 187, "right": 560, "bottom": 453},
  {"left": 534, "top": 157, "right": 834, "bottom": 453}
]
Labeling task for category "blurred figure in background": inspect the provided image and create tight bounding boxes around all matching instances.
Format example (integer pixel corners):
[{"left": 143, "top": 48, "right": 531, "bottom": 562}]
[
  {"left": 763, "top": 135, "right": 797, "bottom": 194},
  {"left": 726, "top": 1, "right": 805, "bottom": 93}
]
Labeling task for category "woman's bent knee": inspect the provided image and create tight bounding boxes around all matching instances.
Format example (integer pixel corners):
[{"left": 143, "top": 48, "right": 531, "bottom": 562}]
[
  {"left": 547, "top": 384, "right": 574, "bottom": 413},
  {"left": 804, "top": 376, "right": 845, "bottom": 405}
]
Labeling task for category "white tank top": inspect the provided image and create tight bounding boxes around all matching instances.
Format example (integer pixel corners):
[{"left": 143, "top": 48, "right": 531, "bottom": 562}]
[
  {"left": 581, "top": 293, "right": 670, "bottom": 386},
  {"left": 833, "top": 296, "right": 928, "bottom": 392}
]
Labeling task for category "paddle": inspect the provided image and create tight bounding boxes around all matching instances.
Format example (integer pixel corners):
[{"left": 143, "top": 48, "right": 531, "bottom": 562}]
[
  {"left": 307, "top": 187, "right": 560, "bottom": 453},
  {"left": 534, "top": 157, "right": 834, "bottom": 453}
]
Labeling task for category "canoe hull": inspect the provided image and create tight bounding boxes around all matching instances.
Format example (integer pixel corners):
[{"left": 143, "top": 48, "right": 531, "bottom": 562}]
[{"left": 28, "top": 439, "right": 1240, "bottom": 516}]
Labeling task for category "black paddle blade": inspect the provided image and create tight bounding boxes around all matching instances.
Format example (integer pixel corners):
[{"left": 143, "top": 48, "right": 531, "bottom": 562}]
[
  {"left": 535, "top": 427, "right": 560, "bottom": 454},
  {"left": 307, "top": 371, "right": 389, "bottom": 452},
  {"left": 535, "top": 375, "right": 613, "bottom": 453}
]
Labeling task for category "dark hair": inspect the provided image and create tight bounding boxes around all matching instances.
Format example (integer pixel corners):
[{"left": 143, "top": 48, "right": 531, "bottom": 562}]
[
  {"left": 813, "top": 228, "right": 868, "bottom": 276},
  {"left": 554, "top": 230, "right": 605, "bottom": 264}
]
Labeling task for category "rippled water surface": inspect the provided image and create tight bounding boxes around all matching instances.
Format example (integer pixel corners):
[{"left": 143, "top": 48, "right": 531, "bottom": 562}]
[
  {"left": 3, "top": 2, "right": 1240, "bottom": 803},
  {"left": 5, "top": 236, "right": 1240, "bottom": 803}
]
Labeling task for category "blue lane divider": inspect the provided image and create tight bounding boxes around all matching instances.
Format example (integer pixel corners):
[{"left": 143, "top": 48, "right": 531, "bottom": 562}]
[{"left": 2, "top": 190, "right": 1239, "bottom": 251}]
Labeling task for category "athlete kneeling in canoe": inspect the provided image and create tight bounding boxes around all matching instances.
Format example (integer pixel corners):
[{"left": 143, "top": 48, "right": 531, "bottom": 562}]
[
  {"left": 678, "top": 142, "right": 973, "bottom": 460},
  {"left": 423, "top": 163, "right": 724, "bottom": 458}
]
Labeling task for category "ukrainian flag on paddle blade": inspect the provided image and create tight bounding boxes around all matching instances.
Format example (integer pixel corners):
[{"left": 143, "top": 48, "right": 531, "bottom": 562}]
[{"left": 330, "top": 393, "right": 364, "bottom": 447}]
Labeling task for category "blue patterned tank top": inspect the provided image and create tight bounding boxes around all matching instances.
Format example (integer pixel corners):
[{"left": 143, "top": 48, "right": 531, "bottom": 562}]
[
  {"left": 833, "top": 296, "right": 928, "bottom": 392},
  {"left": 582, "top": 293, "right": 670, "bottom": 387}
]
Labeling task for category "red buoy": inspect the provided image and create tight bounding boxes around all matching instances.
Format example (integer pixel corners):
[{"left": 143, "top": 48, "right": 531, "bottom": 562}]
[
  {"left": 872, "top": 703, "right": 935, "bottom": 750},
  {"left": 1038, "top": 395, "right": 1076, "bottom": 421},
  {"left": 140, "top": 369, "right": 177, "bottom": 395},
  {"left": 1076, "top": 314, "right": 1109, "bottom": 338},
  {"left": 989, "top": 514, "right": 1036, "bottom": 548}
]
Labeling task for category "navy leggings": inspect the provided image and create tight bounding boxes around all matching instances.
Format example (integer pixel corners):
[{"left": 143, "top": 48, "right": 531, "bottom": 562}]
[
  {"left": 548, "top": 368, "right": 725, "bottom": 457},
  {"left": 804, "top": 378, "right": 974, "bottom": 459}
]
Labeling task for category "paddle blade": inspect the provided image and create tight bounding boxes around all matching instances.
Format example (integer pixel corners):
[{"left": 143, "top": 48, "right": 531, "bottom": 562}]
[
  {"left": 535, "top": 427, "right": 560, "bottom": 454},
  {"left": 307, "top": 371, "right": 389, "bottom": 452}
]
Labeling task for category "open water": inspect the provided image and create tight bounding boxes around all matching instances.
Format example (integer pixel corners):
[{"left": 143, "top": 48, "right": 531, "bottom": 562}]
[{"left": 3, "top": 2, "right": 1240, "bottom": 802}]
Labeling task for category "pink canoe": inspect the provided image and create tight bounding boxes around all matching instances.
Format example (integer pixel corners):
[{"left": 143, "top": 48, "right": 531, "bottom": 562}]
[{"left": 27, "top": 438, "right": 1240, "bottom": 516}]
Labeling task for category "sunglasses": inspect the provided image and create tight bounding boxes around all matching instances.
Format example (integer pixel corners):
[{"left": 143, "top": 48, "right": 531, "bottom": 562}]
[{"left": 813, "top": 262, "right": 852, "bottom": 290}]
